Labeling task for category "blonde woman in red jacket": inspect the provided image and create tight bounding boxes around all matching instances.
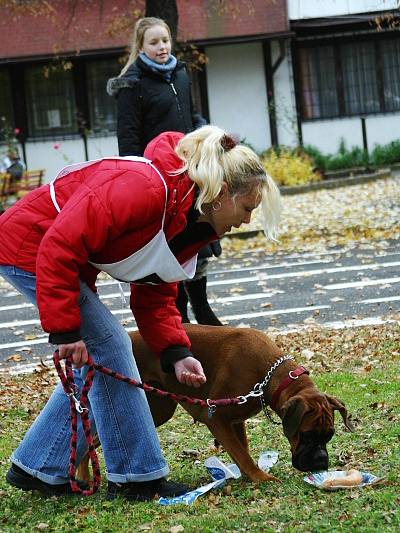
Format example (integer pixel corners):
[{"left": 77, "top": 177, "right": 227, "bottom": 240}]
[{"left": 0, "top": 125, "right": 281, "bottom": 501}]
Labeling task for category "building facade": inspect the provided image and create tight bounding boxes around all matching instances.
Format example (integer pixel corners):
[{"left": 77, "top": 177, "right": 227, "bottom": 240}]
[{"left": 0, "top": 0, "right": 399, "bottom": 181}]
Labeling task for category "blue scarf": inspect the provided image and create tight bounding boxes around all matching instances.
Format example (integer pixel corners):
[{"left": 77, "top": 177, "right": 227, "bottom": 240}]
[{"left": 139, "top": 52, "right": 177, "bottom": 82}]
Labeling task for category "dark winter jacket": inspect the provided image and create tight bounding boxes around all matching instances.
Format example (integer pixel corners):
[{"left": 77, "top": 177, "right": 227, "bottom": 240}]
[{"left": 107, "top": 57, "right": 206, "bottom": 156}]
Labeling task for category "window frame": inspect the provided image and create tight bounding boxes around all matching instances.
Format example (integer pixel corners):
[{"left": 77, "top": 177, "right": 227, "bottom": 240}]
[
  {"left": 0, "top": 69, "right": 15, "bottom": 130},
  {"left": 86, "top": 58, "right": 120, "bottom": 136},
  {"left": 295, "top": 33, "right": 400, "bottom": 121},
  {"left": 25, "top": 63, "right": 79, "bottom": 139}
]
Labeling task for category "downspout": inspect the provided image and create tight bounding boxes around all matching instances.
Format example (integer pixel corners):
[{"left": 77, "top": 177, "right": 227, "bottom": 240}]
[{"left": 263, "top": 39, "right": 286, "bottom": 148}]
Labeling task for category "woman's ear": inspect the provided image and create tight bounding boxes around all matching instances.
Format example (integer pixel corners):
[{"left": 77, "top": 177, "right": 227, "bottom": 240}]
[{"left": 218, "top": 182, "right": 229, "bottom": 199}]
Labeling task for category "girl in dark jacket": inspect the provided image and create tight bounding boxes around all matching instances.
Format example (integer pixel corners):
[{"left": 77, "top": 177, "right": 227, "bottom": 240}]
[{"left": 107, "top": 17, "right": 222, "bottom": 326}]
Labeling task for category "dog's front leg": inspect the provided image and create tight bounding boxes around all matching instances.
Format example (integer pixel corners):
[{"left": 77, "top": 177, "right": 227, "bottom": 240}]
[
  {"left": 232, "top": 421, "right": 249, "bottom": 452},
  {"left": 207, "top": 420, "right": 279, "bottom": 483}
]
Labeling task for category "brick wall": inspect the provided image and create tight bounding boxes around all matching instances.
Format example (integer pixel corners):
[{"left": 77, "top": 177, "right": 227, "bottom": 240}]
[{"left": 0, "top": 0, "right": 288, "bottom": 60}]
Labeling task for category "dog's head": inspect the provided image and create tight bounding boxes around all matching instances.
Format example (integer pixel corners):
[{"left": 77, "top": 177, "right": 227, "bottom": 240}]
[{"left": 280, "top": 392, "right": 354, "bottom": 472}]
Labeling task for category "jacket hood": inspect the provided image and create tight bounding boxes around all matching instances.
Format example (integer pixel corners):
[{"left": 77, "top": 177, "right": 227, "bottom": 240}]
[
  {"left": 106, "top": 62, "right": 142, "bottom": 96},
  {"left": 144, "top": 131, "right": 196, "bottom": 219},
  {"left": 144, "top": 131, "right": 185, "bottom": 177}
]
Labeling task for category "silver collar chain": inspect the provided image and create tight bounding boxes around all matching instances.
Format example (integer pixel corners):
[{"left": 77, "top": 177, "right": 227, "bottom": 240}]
[{"left": 236, "top": 354, "right": 294, "bottom": 404}]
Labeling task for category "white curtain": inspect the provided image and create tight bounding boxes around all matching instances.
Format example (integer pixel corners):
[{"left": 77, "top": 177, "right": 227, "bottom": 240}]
[{"left": 341, "top": 41, "right": 379, "bottom": 115}]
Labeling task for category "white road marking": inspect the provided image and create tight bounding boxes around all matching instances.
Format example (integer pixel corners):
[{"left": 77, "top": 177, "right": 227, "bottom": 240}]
[
  {"left": 324, "top": 277, "right": 400, "bottom": 290},
  {"left": 0, "top": 335, "right": 48, "bottom": 350},
  {"left": 219, "top": 305, "right": 330, "bottom": 321},
  {"left": 360, "top": 295, "right": 400, "bottom": 304},
  {"left": 207, "top": 261, "right": 400, "bottom": 287},
  {"left": 0, "top": 302, "right": 34, "bottom": 312},
  {"left": 211, "top": 258, "right": 332, "bottom": 275},
  {"left": 276, "top": 316, "right": 399, "bottom": 335}
]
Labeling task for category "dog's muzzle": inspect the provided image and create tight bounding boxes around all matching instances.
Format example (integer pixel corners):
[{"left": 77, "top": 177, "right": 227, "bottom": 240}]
[{"left": 292, "top": 443, "right": 329, "bottom": 472}]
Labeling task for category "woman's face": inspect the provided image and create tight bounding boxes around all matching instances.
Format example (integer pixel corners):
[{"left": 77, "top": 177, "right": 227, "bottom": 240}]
[
  {"left": 141, "top": 25, "right": 172, "bottom": 64},
  {"left": 202, "top": 183, "right": 262, "bottom": 237}
]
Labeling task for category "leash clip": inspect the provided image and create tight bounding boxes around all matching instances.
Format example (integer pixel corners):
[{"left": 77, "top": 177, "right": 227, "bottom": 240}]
[
  {"left": 206, "top": 399, "right": 217, "bottom": 419},
  {"left": 68, "top": 392, "right": 88, "bottom": 414},
  {"left": 249, "top": 382, "right": 264, "bottom": 397}
]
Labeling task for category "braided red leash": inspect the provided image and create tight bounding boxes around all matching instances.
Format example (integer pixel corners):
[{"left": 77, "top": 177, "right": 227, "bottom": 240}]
[{"left": 53, "top": 351, "right": 240, "bottom": 495}]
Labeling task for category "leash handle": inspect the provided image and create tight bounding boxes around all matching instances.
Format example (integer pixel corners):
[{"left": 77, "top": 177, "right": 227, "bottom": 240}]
[{"left": 53, "top": 351, "right": 101, "bottom": 496}]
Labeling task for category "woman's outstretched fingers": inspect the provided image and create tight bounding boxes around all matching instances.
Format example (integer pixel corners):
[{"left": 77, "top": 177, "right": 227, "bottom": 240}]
[{"left": 174, "top": 356, "right": 207, "bottom": 388}]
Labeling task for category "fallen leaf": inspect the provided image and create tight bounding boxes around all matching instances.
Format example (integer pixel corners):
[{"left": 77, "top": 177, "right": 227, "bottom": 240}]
[
  {"left": 6, "top": 354, "right": 24, "bottom": 362},
  {"left": 169, "top": 526, "right": 184, "bottom": 533}
]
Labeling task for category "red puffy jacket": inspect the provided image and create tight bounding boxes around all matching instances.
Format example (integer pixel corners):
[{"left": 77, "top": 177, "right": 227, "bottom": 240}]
[{"left": 0, "top": 131, "right": 217, "bottom": 355}]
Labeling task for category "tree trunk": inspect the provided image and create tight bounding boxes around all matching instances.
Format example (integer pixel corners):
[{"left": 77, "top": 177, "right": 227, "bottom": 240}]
[{"left": 145, "top": 0, "right": 178, "bottom": 45}]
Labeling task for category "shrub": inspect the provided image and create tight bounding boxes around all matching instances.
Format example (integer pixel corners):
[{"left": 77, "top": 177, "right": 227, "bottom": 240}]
[
  {"left": 303, "top": 140, "right": 369, "bottom": 171},
  {"left": 371, "top": 139, "right": 400, "bottom": 166},
  {"left": 261, "top": 147, "right": 322, "bottom": 187},
  {"left": 303, "top": 137, "right": 400, "bottom": 172}
]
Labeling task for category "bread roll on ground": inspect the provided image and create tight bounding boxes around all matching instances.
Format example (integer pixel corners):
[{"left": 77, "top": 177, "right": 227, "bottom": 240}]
[{"left": 322, "top": 469, "right": 363, "bottom": 488}]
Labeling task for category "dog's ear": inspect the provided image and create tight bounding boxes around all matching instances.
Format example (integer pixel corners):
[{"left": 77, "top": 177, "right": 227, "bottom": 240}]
[
  {"left": 281, "top": 396, "right": 309, "bottom": 438},
  {"left": 326, "top": 394, "right": 355, "bottom": 432}
]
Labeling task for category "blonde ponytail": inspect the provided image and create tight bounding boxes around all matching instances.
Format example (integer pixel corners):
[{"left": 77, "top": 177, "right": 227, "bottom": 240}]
[{"left": 175, "top": 125, "right": 282, "bottom": 241}]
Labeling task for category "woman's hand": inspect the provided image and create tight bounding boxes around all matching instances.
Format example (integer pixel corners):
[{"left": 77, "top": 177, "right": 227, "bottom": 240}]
[
  {"left": 174, "top": 356, "right": 207, "bottom": 388},
  {"left": 58, "top": 340, "right": 88, "bottom": 369}
]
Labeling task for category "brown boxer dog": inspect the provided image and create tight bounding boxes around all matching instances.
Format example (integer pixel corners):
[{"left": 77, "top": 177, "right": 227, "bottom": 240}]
[{"left": 78, "top": 324, "right": 354, "bottom": 483}]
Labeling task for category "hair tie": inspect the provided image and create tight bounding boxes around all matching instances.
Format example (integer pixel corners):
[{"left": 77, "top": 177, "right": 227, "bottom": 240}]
[{"left": 221, "top": 133, "right": 240, "bottom": 152}]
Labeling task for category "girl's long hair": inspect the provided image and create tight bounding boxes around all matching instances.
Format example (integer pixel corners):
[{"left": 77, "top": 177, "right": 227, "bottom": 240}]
[{"left": 119, "top": 17, "right": 172, "bottom": 76}]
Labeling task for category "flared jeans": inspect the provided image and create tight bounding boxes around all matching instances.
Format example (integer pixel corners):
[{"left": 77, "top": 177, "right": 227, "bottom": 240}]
[{"left": 0, "top": 265, "right": 169, "bottom": 484}]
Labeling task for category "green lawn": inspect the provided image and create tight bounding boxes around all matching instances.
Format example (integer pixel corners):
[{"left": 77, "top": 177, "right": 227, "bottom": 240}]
[{"left": 0, "top": 324, "right": 399, "bottom": 532}]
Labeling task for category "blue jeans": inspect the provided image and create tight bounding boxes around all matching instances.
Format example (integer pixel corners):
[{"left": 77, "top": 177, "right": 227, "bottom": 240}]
[{"left": 0, "top": 265, "right": 169, "bottom": 484}]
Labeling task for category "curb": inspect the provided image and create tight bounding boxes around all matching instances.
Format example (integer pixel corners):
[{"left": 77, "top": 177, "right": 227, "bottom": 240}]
[
  {"left": 224, "top": 167, "right": 397, "bottom": 240},
  {"left": 279, "top": 168, "right": 391, "bottom": 196}
]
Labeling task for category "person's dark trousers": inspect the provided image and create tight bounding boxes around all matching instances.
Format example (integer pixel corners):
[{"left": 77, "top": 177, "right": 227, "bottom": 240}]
[
  {"left": 176, "top": 282, "right": 190, "bottom": 323},
  {"left": 184, "top": 276, "right": 223, "bottom": 326}
]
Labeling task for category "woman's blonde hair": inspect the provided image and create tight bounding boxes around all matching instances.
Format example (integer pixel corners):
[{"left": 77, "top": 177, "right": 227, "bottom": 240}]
[
  {"left": 119, "top": 17, "right": 172, "bottom": 76},
  {"left": 175, "top": 125, "right": 282, "bottom": 241}
]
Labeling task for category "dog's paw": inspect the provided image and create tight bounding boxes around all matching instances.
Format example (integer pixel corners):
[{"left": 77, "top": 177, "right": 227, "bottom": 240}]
[{"left": 249, "top": 470, "right": 281, "bottom": 483}]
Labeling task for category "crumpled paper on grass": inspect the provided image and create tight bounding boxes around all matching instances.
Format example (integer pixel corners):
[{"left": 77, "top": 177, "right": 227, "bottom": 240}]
[{"left": 158, "top": 451, "right": 278, "bottom": 506}]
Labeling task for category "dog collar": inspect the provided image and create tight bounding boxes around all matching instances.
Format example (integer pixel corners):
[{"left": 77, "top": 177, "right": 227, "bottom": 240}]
[{"left": 270, "top": 366, "right": 309, "bottom": 411}]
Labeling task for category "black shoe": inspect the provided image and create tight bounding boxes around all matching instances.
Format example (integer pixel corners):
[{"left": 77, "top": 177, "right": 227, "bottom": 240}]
[
  {"left": 107, "top": 477, "right": 190, "bottom": 501},
  {"left": 6, "top": 463, "right": 88, "bottom": 496}
]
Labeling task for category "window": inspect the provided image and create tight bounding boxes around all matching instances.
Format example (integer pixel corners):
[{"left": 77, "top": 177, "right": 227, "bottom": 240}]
[
  {"left": 298, "top": 46, "right": 338, "bottom": 119},
  {"left": 187, "top": 67, "right": 207, "bottom": 120},
  {"left": 341, "top": 41, "right": 379, "bottom": 115},
  {"left": 381, "top": 38, "right": 400, "bottom": 112},
  {"left": 298, "top": 37, "right": 400, "bottom": 119},
  {"left": 25, "top": 66, "right": 77, "bottom": 137},
  {"left": 0, "top": 70, "right": 15, "bottom": 140},
  {"left": 87, "top": 59, "right": 119, "bottom": 134}
]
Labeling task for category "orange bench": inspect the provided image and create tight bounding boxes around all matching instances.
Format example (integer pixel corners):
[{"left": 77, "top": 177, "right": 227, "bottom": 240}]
[
  {"left": 15, "top": 169, "right": 45, "bottom": 198},
  {"left": 0, "top": 172, "right": 12, "bottom": 212}
]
